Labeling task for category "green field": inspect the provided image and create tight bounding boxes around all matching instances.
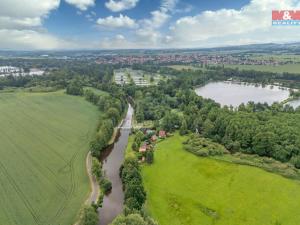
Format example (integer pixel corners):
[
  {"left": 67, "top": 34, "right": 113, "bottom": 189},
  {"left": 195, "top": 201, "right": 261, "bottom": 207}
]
[
  {"left": 0, "top": 91, "right": 100, "bottom": 225},
  {"left": 225, "top": 63, "right": 300, "bottom": 74},
  {"left": 142, "top": 134, "right": 300, "bottom": 225},
  {"left": 167, "top": 65, "right": 206, "bottom": 71}
]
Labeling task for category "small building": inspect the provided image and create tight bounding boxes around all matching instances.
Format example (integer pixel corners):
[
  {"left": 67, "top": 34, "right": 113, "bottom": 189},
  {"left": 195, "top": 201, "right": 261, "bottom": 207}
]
[
  {"left": 151, "top": 135, "right": 157, "bottom": 142},
  {"left": 139, "top": 144, "right": 147, "bottom": 153},
  {"left": 159, "top": 130, "right": 166, "bottom": 138}
]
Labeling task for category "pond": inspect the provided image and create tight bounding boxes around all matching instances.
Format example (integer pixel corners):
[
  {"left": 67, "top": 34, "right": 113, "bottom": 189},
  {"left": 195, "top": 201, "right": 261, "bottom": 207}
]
[
  {"left": 287, "top": 99, "right": 300, "bottom": 108},
  {"left": 195, "top": 81, "right": 290, "bottom": 107}
]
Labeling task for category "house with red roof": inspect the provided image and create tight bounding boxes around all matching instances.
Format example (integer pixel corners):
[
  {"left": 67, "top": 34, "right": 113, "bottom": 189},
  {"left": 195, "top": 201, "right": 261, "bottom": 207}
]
[
  {"left": 151, "top": 135, "right": 157, "bottom": 142},
  {"left": 139, "top": 144, "right": 147, "bottom": 153},
  {"left": 159, "top": 130, "right": 166, "bottom": 138}
]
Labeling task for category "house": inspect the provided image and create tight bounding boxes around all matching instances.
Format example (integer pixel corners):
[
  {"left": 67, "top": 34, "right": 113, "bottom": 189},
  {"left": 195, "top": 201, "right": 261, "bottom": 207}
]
[
  {"left": 139, "top": 144, "right": 147, "bottom": 153},
  {"left": 159, "top": 130, "right": 166, "bottom": 138},
  {"left": 151, "top": 135, "right": 157, "bottom": 142}
]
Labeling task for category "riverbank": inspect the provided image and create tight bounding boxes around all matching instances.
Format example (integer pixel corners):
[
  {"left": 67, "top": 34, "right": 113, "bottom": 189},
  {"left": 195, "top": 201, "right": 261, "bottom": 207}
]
[{"left": 98, "top": 104, "right": 133, "bottom": 225}]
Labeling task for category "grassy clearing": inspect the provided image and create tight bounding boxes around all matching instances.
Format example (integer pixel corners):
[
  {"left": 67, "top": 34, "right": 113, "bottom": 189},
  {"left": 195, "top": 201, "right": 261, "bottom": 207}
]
[
  {"left": 0, "top": 91, "right": 101, "bottom": 225},
  {"left": 225, "top": 64, "right": 300, "bottom": 74},
  {"left": 142, "top": 133, "right": 300, "bottom": 225},
  {"left": 167, "top": 65, "right": 206, "bottom": 71}
]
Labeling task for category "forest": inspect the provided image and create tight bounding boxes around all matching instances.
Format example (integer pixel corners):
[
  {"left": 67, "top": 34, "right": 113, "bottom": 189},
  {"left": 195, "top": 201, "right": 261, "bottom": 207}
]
[{"left": 126, "top": 69, "right": 300, "bottom": 168}]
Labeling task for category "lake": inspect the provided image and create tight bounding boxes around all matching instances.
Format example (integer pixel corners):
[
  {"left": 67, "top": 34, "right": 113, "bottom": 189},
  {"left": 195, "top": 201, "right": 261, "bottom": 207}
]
[
  {"left": 195, "top": 81, "right": 290, "bottom": 107},
  {"left": 287, "top": 99, "right": 300, "bottom": 108}
]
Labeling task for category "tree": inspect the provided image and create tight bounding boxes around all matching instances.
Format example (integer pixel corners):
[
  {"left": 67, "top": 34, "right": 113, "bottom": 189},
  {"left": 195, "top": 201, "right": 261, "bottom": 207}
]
[
  {"left": 161, "top": 112, "right": 180, "bottom": 132},
  {"left": 111, "top": 214, "right": 147, "bottom": 225},
  {"left": 107, "top": 107, "right": 120, "bottom": 126},
  {"left": 252, "top": 131, "right": 276, "bottom": 156},
  {"left": 101, "top": 178, "right": 112, "bottom": 195},
  {"left": 91, "top": 158, "right": 102, "bottom": 180},
  {"left": 132, "top": 142, "right": 139, "bottom": 151},
  {"left": 66, "top": 81, "right": 83, "bottom": 96},
  {"left": 145, "top": 150, "right": 154, "bottom": 164},
  {"left": 79, "top": 206, "right": 98, "bottom": 225},
  {"left": 179, "top": 119, "right": 188, "bottom": 135}
]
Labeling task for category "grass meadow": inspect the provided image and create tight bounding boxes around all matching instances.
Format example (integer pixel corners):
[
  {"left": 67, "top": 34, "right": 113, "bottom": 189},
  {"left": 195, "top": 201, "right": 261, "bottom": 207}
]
[
  {"left": 142, "top": 134, "right": 300, "bottom": 225},
  {"left": 0, "top": 91, "right": 100, "bottom": 225},
  {"left": 168, "top": 63, "right": 300, "bottom": 74},
  {"left": 225, "top": 64, "right": 300, "bottom": 74}
]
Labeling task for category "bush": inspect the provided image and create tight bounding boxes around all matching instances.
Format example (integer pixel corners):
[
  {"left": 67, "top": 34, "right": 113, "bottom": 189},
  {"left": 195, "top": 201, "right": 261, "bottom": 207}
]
[
  {"left": 79, "top": 206, "right": 98, "bottom": 225},
  {"left": 145, "top": 150, "right": 154, "bottom": 164},
  {"left": 183, "top": 134, "right": 227, "bottom": 157},
  {"left": 291, "top": 156, "right": 300, "bottom": 169},
  {"left": 101, "top": 179, "right": 112, "bottom": 195}
]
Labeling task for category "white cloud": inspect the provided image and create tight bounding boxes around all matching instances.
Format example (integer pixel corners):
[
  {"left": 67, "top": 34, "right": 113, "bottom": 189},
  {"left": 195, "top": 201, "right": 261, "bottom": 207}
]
[
  {"left": 97, "top": 14, "right": 137, "bottom": 29},
  {"left": 169, "top": 0, "right": 300, "bottom": 47},
  {"left": 0, "top": 29, "right": 75, "bottom": 50},
  {"left": 135, "top": 0, "right": 177, "bottom": 45},
  {"left": 161, "top": 0, "right": 178, "bottom": 12},
  {"left": 0, "top": 0, "right": 85, "bottom": 50},
  {"left": 64, "top": 0, "right": 95, "bottom": 11},
  {"left": 105, "top": 0, "right": 139, "bottom": 12},
  {"left": 0, "top": 0, "right": 60, "bottom": 18}
]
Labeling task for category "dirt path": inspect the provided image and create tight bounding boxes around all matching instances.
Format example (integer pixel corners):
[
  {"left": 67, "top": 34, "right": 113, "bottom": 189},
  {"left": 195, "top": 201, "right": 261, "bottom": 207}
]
[
  {"left": 73, "top": 152, "right": 100, "bottom": 225},
  {"left": 85, "top": 151, "right": 100, "bottom": 205}
]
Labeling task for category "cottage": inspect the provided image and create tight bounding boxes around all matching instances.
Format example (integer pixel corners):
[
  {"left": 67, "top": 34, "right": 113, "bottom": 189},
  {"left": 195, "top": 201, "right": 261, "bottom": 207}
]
[
  {"left": 159, "top": 130, "right": 166, "bottom": 138},
  {"left": 139, "top": 144, "right": 147, "bottom": 153},
  {"left": 151, "top": 135, "right": 157, "bottom": 142}
]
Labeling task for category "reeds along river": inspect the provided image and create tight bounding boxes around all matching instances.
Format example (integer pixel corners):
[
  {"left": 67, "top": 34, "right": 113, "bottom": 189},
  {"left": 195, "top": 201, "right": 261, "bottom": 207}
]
[{"left": 98, "top": 104, "right": 133, "bottom": 225}]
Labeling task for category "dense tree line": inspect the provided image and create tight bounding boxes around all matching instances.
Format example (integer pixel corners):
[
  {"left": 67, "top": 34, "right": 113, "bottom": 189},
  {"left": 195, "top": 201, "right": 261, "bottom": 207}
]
[
  {"left": 114, "top": 157, "right": 157, "bottom": 225},
  {"left": 83, "top": 89, "right": 126, "bottom": 157},
  {"left": 120, "top": 158, "right": 146, "bottom": 213},
  {"left": 127, "top": 73, "right": 300, "bottom": 168}
]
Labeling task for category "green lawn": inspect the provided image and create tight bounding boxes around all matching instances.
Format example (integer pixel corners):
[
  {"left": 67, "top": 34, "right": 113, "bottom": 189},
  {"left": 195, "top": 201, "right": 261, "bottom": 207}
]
[
  {"left": 142, "top": 134, "right": 300, "bottom": 225},
  {"left": 0, "top": 91, "right": 101, "bottom": 225},
  {"left": 225, "top": 64, "right": 300, "bottom": 74}
]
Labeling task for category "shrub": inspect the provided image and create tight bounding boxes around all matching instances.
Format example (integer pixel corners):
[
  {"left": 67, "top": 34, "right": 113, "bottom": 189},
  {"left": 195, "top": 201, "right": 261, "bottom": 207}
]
[{"left": 101, "top": 179, "right": 112, "bottom": 195}]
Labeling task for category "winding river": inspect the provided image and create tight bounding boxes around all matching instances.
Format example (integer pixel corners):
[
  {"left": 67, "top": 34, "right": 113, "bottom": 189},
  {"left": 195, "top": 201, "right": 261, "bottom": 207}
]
[
  {"left": 195, "top": 81, "right": 290, "bottom": 107},
  {"left": 98, "top": 104, "right": 133, "bottom": 225}
]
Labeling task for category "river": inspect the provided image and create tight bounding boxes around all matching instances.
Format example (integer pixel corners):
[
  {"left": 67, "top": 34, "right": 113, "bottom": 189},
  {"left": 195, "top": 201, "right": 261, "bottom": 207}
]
[
  {"left": 195, "top": 81, "right": 290, "bottom": 107},
  {"left": 98, "top": 104, "right": 133, "bottom": 225}
]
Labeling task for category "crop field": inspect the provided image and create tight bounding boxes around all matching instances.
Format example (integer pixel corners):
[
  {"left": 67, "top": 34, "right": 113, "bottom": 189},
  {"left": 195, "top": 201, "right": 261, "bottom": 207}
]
[
  {"left": 225, "top": 63, "right": 300, "bottom": 74},
  {"left": 0, "top": 91, "right": 100, "bottom": 225},
  {"left": 142, "top": 134, "right": 300, "bottom": 225}
]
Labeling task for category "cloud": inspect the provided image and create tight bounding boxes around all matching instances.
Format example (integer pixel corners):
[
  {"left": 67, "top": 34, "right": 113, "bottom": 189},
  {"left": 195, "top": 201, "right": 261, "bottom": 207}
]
[
  {"left": 169, "top": 0, "right": 300, "bottom": 47},
  {"left": 0, "top": 0, "right": 84, "bottom": 50},
  {"left": 0, "top": 0, "right": 60, "bottom": 18},
  {"left": 64, "top": 0, "right": 95, "bottom": 11},
  {"left": 97, "top": 14, "right": 137, "bottom": 29},
  {"left": 161, "top": 0, "right": 178, "bottom": 12},
  {"left": 135, "top": 0, "right": 177, "bottom": 45},
  {"left": 105, "top": 0, "right": 139, "bottom": 12},
  {"left": 0, "top": 29, "right": 76, "bottom": 50}
]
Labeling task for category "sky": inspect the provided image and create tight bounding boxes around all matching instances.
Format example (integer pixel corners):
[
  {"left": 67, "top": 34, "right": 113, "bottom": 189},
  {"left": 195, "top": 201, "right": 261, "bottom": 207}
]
[{"left": 1, "top": 0, "right": 300, "bottom": 50}]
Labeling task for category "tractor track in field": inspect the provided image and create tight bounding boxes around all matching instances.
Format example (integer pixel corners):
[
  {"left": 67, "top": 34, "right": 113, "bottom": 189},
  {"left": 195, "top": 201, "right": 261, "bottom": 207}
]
[
  {"left": 0, "top": 94, "right": 97, "bottom": 225},
  {"left": 0, "top": 161, "right": 42, "bottom": 225},
  {"left": 15, "top": 98, "right": 90, "bottom": 137},
  {"left": 1, "top": 110, "right": 68, "bottom": 164},
  {"left": 0, "top": 177, "right": 19, "bottom": 225},
  {"left": 0, "top": 125, "right": 68, "bottom": 198},
  {"left": 50, "top": 149, "right": 79, "bottom": 224}
]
